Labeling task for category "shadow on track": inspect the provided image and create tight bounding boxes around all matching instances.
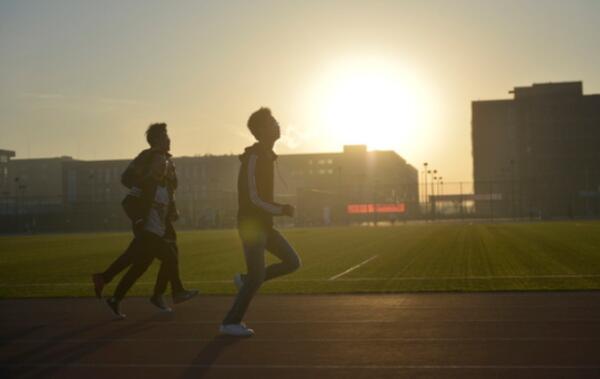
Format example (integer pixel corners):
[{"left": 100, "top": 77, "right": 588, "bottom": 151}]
[
  {"left": 180, "top": 335, "right": 242, "bottom": 378},
  {"left": 6, "top": 312, "right": 175, "bottom": 378}
]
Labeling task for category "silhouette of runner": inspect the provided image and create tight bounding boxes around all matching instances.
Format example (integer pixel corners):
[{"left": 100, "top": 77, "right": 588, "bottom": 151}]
[
  {"left": 220, "top": 108, "right": 301, "bottom": 336},
  {"left": 92, "top": 123, "right": 197, "bottom": 318}
]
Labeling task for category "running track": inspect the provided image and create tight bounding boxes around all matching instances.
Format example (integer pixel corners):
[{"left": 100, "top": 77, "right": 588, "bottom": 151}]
[{"left": 1, "top": 292, "right": 600, "bottom": 378}]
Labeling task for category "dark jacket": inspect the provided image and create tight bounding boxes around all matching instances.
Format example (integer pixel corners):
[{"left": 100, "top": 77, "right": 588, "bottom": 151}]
[
  {"left": 121, "top": 148, "right": 178, "bottom": 237},
  {"left": 237, "top": 143, "right": 284, "bottom": 229}
]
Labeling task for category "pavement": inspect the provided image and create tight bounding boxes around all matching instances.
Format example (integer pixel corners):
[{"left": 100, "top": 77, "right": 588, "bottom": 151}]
[{"left": 1, "top": 292, "right": 600, "bottom": 378}]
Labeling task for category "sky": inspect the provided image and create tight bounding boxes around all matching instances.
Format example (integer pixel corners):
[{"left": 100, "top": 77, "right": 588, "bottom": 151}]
[{"left": 1, "top": 0, "right": 600, "bottom": 182}]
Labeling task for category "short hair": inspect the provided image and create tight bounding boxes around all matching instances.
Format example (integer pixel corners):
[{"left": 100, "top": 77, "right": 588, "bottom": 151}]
[
  {"left": 146, "top": 123, "right": 167, "bottom": 146},
  {"left": 247, "top": 107, "right": 273, "bottom": 138}
]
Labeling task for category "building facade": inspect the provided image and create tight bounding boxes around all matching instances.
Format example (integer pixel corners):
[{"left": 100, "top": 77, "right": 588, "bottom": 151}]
[
  {"left": 0, "top": 153, "right": 74, "bottom": 232},
  {"left": 472, "top": 82, "right": 600, "bottom": 218},
  {"left": 1, "top": 145, "right": 418, "bottom": 232}
]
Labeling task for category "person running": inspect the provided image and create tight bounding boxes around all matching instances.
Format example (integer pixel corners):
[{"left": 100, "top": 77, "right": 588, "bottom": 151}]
[
  {"left": 220, "top": 108, "right": 301, "bottom": 337},
  {"left": 93, "top": 123, "right": 197, "bottom": 318}
]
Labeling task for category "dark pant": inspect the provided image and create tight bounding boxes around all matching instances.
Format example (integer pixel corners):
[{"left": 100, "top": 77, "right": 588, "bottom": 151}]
[
  {"left": 112, "top": 231, "right": 182, "bottom": 301},
  {"left": 153, "top": 242, "right": 184, "bottom": 296},
  {"left": 101, "top": 222, "right": 184, "bottom": 296},
  {"left": 223, "top": 227, "right": 301, "bottom": 325}
]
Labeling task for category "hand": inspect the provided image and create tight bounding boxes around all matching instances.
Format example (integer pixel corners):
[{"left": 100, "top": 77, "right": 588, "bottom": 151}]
[{"left": 282, "top": 204, "right": 295, "bottom": 217}]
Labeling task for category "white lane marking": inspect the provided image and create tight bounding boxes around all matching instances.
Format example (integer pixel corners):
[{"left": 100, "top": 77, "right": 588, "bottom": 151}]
[
  {"left": 1, "top": 363, "right": 599, "bottom": 370},
  {"left": 3, "top": 273, "right": 600, "bottom": 287},
  {"left": 329, "top": 255, "right": 379, "bottom": 281}
]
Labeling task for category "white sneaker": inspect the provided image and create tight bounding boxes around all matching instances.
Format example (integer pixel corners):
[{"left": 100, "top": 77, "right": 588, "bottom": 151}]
[
  {"left": 233, "top": 273, "right": 244, "bottom": 291},
  {"left": 219, "top": 323, "right": 255, "bottom": 337}
]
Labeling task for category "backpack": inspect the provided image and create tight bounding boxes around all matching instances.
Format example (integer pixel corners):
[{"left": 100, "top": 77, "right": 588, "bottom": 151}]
[{"left": 121, "top": 149, "right": 155, "bottom": 189}]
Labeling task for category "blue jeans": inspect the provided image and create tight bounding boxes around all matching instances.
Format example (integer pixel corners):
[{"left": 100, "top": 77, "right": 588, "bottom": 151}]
[{"left": 223, "top": 227, "right": 301, "bottom": 324}]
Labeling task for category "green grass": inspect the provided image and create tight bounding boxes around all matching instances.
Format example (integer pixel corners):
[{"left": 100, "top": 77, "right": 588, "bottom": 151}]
[{"left": 1, "top": 221, "right": 600, "bottom": 298}]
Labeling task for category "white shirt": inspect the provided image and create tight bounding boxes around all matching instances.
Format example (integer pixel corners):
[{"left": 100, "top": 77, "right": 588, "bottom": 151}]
[{"left": 144, "top": 185, "right": 169, "bottom": 237}]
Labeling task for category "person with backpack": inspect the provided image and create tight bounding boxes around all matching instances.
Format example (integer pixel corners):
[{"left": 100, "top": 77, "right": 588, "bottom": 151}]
[
  {"left": 92, "top": 123, "right": 197, "bottom": 318},
  {"left": 220, "top": 108, "right": 301, "bottom": 337}
]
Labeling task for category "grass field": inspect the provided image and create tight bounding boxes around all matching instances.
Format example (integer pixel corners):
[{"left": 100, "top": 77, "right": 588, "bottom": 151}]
[{"left": 1, "top": 221, "right": 600, "bottom": 298}]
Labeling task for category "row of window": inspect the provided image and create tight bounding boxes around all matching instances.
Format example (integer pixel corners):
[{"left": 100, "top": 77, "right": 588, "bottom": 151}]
[
  {"left": 308, "top": 159, "right": 334, "bottom": 165},
  {"left": 292, "top": 169, "right": 336, "bottom": 176}
]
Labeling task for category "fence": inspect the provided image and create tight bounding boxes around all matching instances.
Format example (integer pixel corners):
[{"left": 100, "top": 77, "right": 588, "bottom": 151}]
[{"left": 1, "top": 178, "right": 599, "bottom": 234}]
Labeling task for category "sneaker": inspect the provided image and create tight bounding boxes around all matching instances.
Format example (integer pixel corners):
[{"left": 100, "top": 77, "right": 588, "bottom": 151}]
[
  {"left": 92, "top": 273, "right": 105, "bottom": 299},
  {"left": 172, "top": 289, "right": 199, "bottom": 304},
  {"left": 219, "top": 323, "right": 255, "bottom": 337},
  {"left": 233, "top": 273, "right": 244, "bottom": 291},
  {"left": 106, "top": 297, "right": 126, "bottom": 319},
  {"left": 150, "top": 295, "right": 172, "bottom": 312}
]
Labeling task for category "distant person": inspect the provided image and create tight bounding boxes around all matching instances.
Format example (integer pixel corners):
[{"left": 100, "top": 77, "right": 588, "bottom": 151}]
[
  {"left": 92, "top": 123, "right": 197, "bottom": 318},
  {"left": 220, "top": 108, "right": 301, "bottom": 337}
]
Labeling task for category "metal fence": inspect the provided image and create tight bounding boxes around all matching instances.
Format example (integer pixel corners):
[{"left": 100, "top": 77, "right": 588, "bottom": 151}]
[{"left": 1, "top": 178, "right": 599, "bottom": 234}]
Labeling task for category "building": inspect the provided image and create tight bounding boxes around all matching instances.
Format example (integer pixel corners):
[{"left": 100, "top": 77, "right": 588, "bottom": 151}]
[
  {"left": 0, "top": 153, "right": 74, "bottom": 232},
  {"left": 0, "top": 149, "right": 16, "bottom": 196},
  {"left": 276, "top": 145, "right": 419, "bottom": 225},
  {"left": 62, "top": 155, "right": 240, "bottom": 230},
  {"left": 1, "top": 145, "right": 418, "bottom": 232},
  {"left": 472, "top": 81, "right": 600, "bottom": 219}
]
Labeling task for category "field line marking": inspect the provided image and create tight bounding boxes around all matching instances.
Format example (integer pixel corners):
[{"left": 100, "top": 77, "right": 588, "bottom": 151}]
[
  {"left": 2, "top": 363, "right": 600, "bottom": 370},
  {"left": 329, "top": 255, "right": 379, "bottom": 281}
]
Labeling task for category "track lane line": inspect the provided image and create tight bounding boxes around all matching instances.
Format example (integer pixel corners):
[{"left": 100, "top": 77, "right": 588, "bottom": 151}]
[
  {"left": 5, "top": 337, "right": 600, "bottom": 343},
  {"left": 2, "top": 363, "right": 600, "bottom": 370}
]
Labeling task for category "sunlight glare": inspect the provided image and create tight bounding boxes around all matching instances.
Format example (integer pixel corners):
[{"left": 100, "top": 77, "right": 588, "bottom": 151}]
[{"left": 313, "top": 57, "right": 433, "bottom": 153}]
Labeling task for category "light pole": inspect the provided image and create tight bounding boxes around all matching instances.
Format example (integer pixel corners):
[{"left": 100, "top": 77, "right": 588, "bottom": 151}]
[
  {"left": 423, "top": 162, "right": 428, "bottom": 218},
  {"left": 14, "top": 177, "right": 20, "bottom": 232},
  {"left": 431, "top": 170, "right": 437, "bottom": 217}
]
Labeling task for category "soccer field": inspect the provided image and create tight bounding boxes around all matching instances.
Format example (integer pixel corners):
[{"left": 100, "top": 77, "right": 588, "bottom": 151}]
[{"left": 1, "top": 221, "right": 600, "bottom": 298}]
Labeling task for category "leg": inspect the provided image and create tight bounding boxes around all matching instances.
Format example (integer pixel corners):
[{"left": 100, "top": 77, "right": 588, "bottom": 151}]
[
  {"left": 167, "top": 243, "right": 185, "bottom": 294},
  {"left": 153, "top": 242, "right": 184, "bottom": 296},
  {"left": 222, "top": 231, "right": 267, "bottom": 325},
  {"left": 162, "top": 222, "right": 185, "bottom": 294},
  {"left": 263, "top": 229, "right": 301, "bottom": 282},
  {"left": 112, "top": 234, "right": 158, "bottom": 301},
  {"left": 101, "top": 238, "right": 139, "bottom": 283}
]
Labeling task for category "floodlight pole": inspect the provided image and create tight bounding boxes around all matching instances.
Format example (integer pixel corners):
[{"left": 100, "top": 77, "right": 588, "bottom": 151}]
[
  {"left": 431, "top": 170, "right": 437, "bottom": 219},
  {"left": 423, "top": 162, "right": 428, "bottom": 219}
]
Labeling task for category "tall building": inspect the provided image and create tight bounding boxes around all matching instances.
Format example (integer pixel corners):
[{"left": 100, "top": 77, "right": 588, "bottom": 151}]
[{"left": 472, "top": 82, "right": 600, "bottom": 218}]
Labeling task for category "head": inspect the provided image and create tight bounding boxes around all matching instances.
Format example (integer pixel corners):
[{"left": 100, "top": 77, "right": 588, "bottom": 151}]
[
  {"left": 146, "top": 123, "right": 170, "bottom": 152},
  {"left": 247, "top": 107, "right": 280, "bottom": 145}
]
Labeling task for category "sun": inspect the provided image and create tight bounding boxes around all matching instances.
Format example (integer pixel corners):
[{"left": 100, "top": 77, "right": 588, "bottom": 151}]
[{"left": 313, "top": 57, "right": 431, "bottom": 153}]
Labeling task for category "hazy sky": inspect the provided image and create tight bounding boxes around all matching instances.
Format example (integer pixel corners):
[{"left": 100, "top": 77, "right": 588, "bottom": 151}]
[{"left": 1, "top": 0, "right": 599, "bottom": 182}]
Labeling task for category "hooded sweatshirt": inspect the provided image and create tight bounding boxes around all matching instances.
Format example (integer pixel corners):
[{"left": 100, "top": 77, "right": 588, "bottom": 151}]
[{"left": 237, "top": 143, "right": 284, "bottom": 229}]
